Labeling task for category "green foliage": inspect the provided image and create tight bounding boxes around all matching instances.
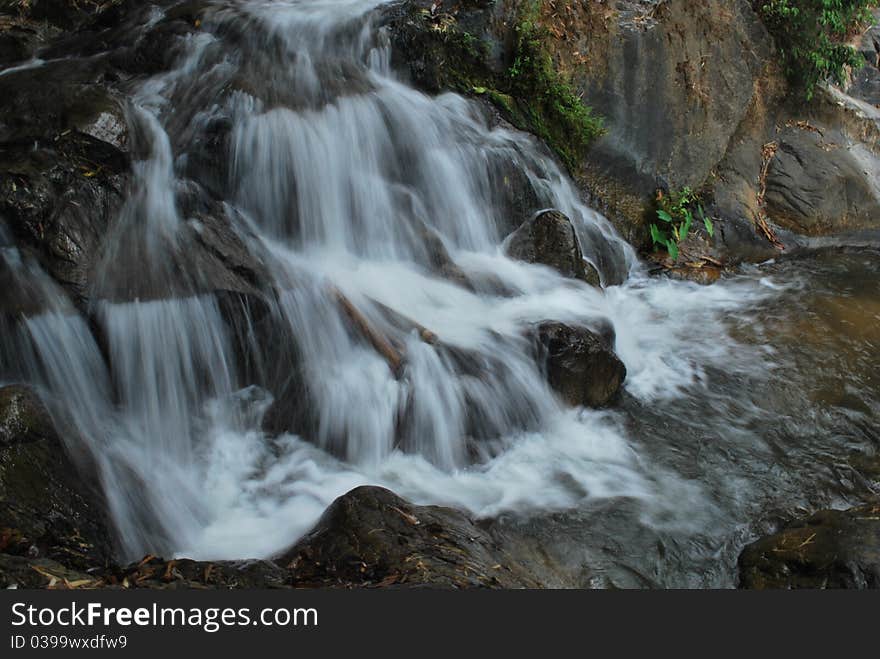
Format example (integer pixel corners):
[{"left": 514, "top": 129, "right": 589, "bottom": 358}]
[
  {"left": 412, "top": 2, "right": 603, "bottom": 171},
  {"left": 506, "top": 1, "right": 604, "bottom": 171},
  {"left": 757, "top": 0, "right": 878, "bottom": 99},
  {"left": 650, "top": 187, "right": 714, "bottom": 261}
]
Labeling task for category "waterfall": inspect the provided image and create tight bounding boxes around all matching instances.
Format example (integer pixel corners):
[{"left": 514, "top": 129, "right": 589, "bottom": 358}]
[{"left": 0, "top": 1, "right": 777, "bottom": 563}]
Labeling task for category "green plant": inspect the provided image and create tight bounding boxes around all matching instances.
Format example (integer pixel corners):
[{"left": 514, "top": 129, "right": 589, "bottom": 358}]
[
  {"left": 411, "top": 1, "right": 603, "bottom": 171},
  {"left": 756, "top": 0, "right": 878, "bottom": 99},
  {"left": 506, "top": 1, "right": 604, "bottom": 171},
  {"left": 650, "top": 187, "right": 714, "bottom": 261}
]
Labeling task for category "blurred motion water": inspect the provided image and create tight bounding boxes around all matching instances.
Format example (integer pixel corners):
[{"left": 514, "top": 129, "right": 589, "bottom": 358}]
[{"left": 1, "top": 1, "right": 877, "bottom": 587}]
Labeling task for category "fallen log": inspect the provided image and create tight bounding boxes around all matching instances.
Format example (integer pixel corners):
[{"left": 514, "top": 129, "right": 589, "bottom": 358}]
[
  {"left": 331, "top": 287, "right": 404, "bottom": 377},
  {"left": 368, "top": 298, "right": 438, "bottom": 345}
]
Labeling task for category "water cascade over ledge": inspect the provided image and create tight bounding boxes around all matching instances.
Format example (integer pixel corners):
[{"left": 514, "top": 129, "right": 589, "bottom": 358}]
[{"left": 3, "top": 1, "right": 878, "bottom": 587}]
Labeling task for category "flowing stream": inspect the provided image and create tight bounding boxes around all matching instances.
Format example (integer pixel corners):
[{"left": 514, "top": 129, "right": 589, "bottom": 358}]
[{"left": 1, "top": 1, "right": 878, "bottom": 587}]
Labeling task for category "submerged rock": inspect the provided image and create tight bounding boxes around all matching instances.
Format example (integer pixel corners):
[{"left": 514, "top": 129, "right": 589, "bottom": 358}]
[
  {"left": 0, "top": 384, "right": 113, "bottom": 574},
  {"left": 738, "top": 500, "right": 880, "bottom": 589},
  {"left": 280, "top": 486, "right": 539, "bottom": 588},
  {"left": 534, "top": 321, "right": 626, "bottom": 408},
  {"left": 506, "top": 210, "right": 600, "bottom": 286}
]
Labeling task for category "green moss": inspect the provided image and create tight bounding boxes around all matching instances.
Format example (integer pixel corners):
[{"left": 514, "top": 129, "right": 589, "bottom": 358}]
[
  {"left": 506, "top": 1, "right": 604, "bottom": 171},
  {"left": 487, "top": 90, "right": 516, "bottom": 116},
  {"left": 408, "top": 2, "right": 603, "bottom": 173}
]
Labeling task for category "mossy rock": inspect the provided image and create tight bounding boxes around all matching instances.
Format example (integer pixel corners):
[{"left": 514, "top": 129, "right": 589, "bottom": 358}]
[{"left": 386, "top": 0, "right": 603, "bottom": 174}]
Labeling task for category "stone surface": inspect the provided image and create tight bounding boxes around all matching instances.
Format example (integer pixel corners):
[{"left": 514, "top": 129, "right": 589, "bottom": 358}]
[
  {"left": 506, "top": 210, "right": 600, "bottom": 285},
  {"left": 280, "top": 486, "right": 539, "bottom": 588},
  {"left": 2, "top": 486, "right": 545, "bottom": 589},
  {"left": 739, "top": 500, "right": 880, "bottom": 589},
  {"left": 544, "top": 0, "right": 774, "bottom": 247},
  {"left": 0, "top": 384, "right": 113, "bottom": 571},
  {"left": 384, "top": 1, "right": 880, "bottom": 261},
  {"left": 762, "top": 126, "right": 880, "bottom": 235},
  {"left": 534, "top": 321, "right": 626, "bottom": 408}
]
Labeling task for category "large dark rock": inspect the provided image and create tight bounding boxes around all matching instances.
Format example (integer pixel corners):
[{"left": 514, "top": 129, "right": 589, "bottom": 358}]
[
  {"left": 0, "top": 131, "right": 130, "bottom": 307},
  {"left": 280, "top": 486, "right": 539, "bottom": 588},
  {"left": 506, "top": 210, "right": 600, "bottom": 286},
  {"left": 738, "top": 500, "right": 880, "bottom": 589},
  {"left": 0, "top": 40, "right": 272, "bottom": 308},
  {"left": 762, "top": 126, "right": 880, "bottom": 235},
  {"left": 534, "top": 321, "right": 626, "bottom": 408},
  {"left": 0, "top": 384, "right": 113, "bottom": 574},
  {"left": 4, "top": 485, "right": 547, "bottom": 589},
  {"left": 545, "top": 0, "right": 774, "bottom": 246}
]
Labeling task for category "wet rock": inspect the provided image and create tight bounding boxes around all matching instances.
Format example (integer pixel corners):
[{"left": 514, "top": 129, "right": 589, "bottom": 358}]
[
  {"left": 0, "top": 554, "right": 94, "bottom": 589},
  {"left": 0, "top": 131, "right": 129, "bottom": 307},
  {"left": 109, "top": 14, "right": 198, "bottom": 77},
  {"left": 0, "top": 14, "right": 54, "bottom": 66},
  {"left": 487, "top": 153, "right": 544, "bottom": 239},
  {"left": 534, "top": 321, "right": 626, "bottom": 408},
  {"left": 739, "top": 500, "right": 880, "bottom": 589},
  {"left": 0, "top": 384, "right": 113, "bottom": 571},
  {"left": 0, "top": 56, "right": 120, "bottom": 143},
  {"left": 182, "top": 116, "right": 233, "bottom": 200},
  {"left": 103, "top": 556, "right": 288, "bottom": 590},
  {"left": 0, "top": 56, "right": 270, "bottom": 309},
  {"left": 762, "top": 126, "right": 880, "bottom": 235},
  {"left": 506, "top": 210, "right": 600, "bottom": 286},
  {"left": 0, "top": 47, "right": 135, "bottom": 309},
  {"left": 280, "top": 486, "right": 539, "bottom": 588},
  {"left": 0, "top": 385, "right": 58, "bottom": 447}
]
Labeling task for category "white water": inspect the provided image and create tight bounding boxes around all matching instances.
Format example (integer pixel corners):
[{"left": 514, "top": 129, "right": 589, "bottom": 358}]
[{"left": 0, "top": 1, "right": 782, "bottom": 563}]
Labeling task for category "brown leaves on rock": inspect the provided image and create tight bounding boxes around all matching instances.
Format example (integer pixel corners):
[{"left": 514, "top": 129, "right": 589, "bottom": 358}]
[{"left": 754, "top": 140, "right": 785, "bottom": 250}]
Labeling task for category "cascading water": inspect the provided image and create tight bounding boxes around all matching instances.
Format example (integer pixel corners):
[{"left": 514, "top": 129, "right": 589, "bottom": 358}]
[{"left": 3, "top": 1, "right": 877, "bottom": 586}]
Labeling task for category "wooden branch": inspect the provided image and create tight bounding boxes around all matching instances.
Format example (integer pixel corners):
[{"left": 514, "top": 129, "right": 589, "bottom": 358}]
[
  {"left": 368, "top": 298, "right": 439, "bottom": 345},
  {"left": 331, "top": 287, "right": 404, "bottom": 377}
]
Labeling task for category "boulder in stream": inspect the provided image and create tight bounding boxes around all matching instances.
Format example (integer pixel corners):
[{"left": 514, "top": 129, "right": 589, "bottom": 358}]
[
  {"left": 280, "top": 486, "right": 539, "bottom": 588},
  {"left": 506, "top": 210, "right": 600, "bottom": 286},
  {"left": 738, "top": 500, "right": 880, "bottom": 589},
  {"left": 534, "top": 321, "right": 626, "bottom": 408}
]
